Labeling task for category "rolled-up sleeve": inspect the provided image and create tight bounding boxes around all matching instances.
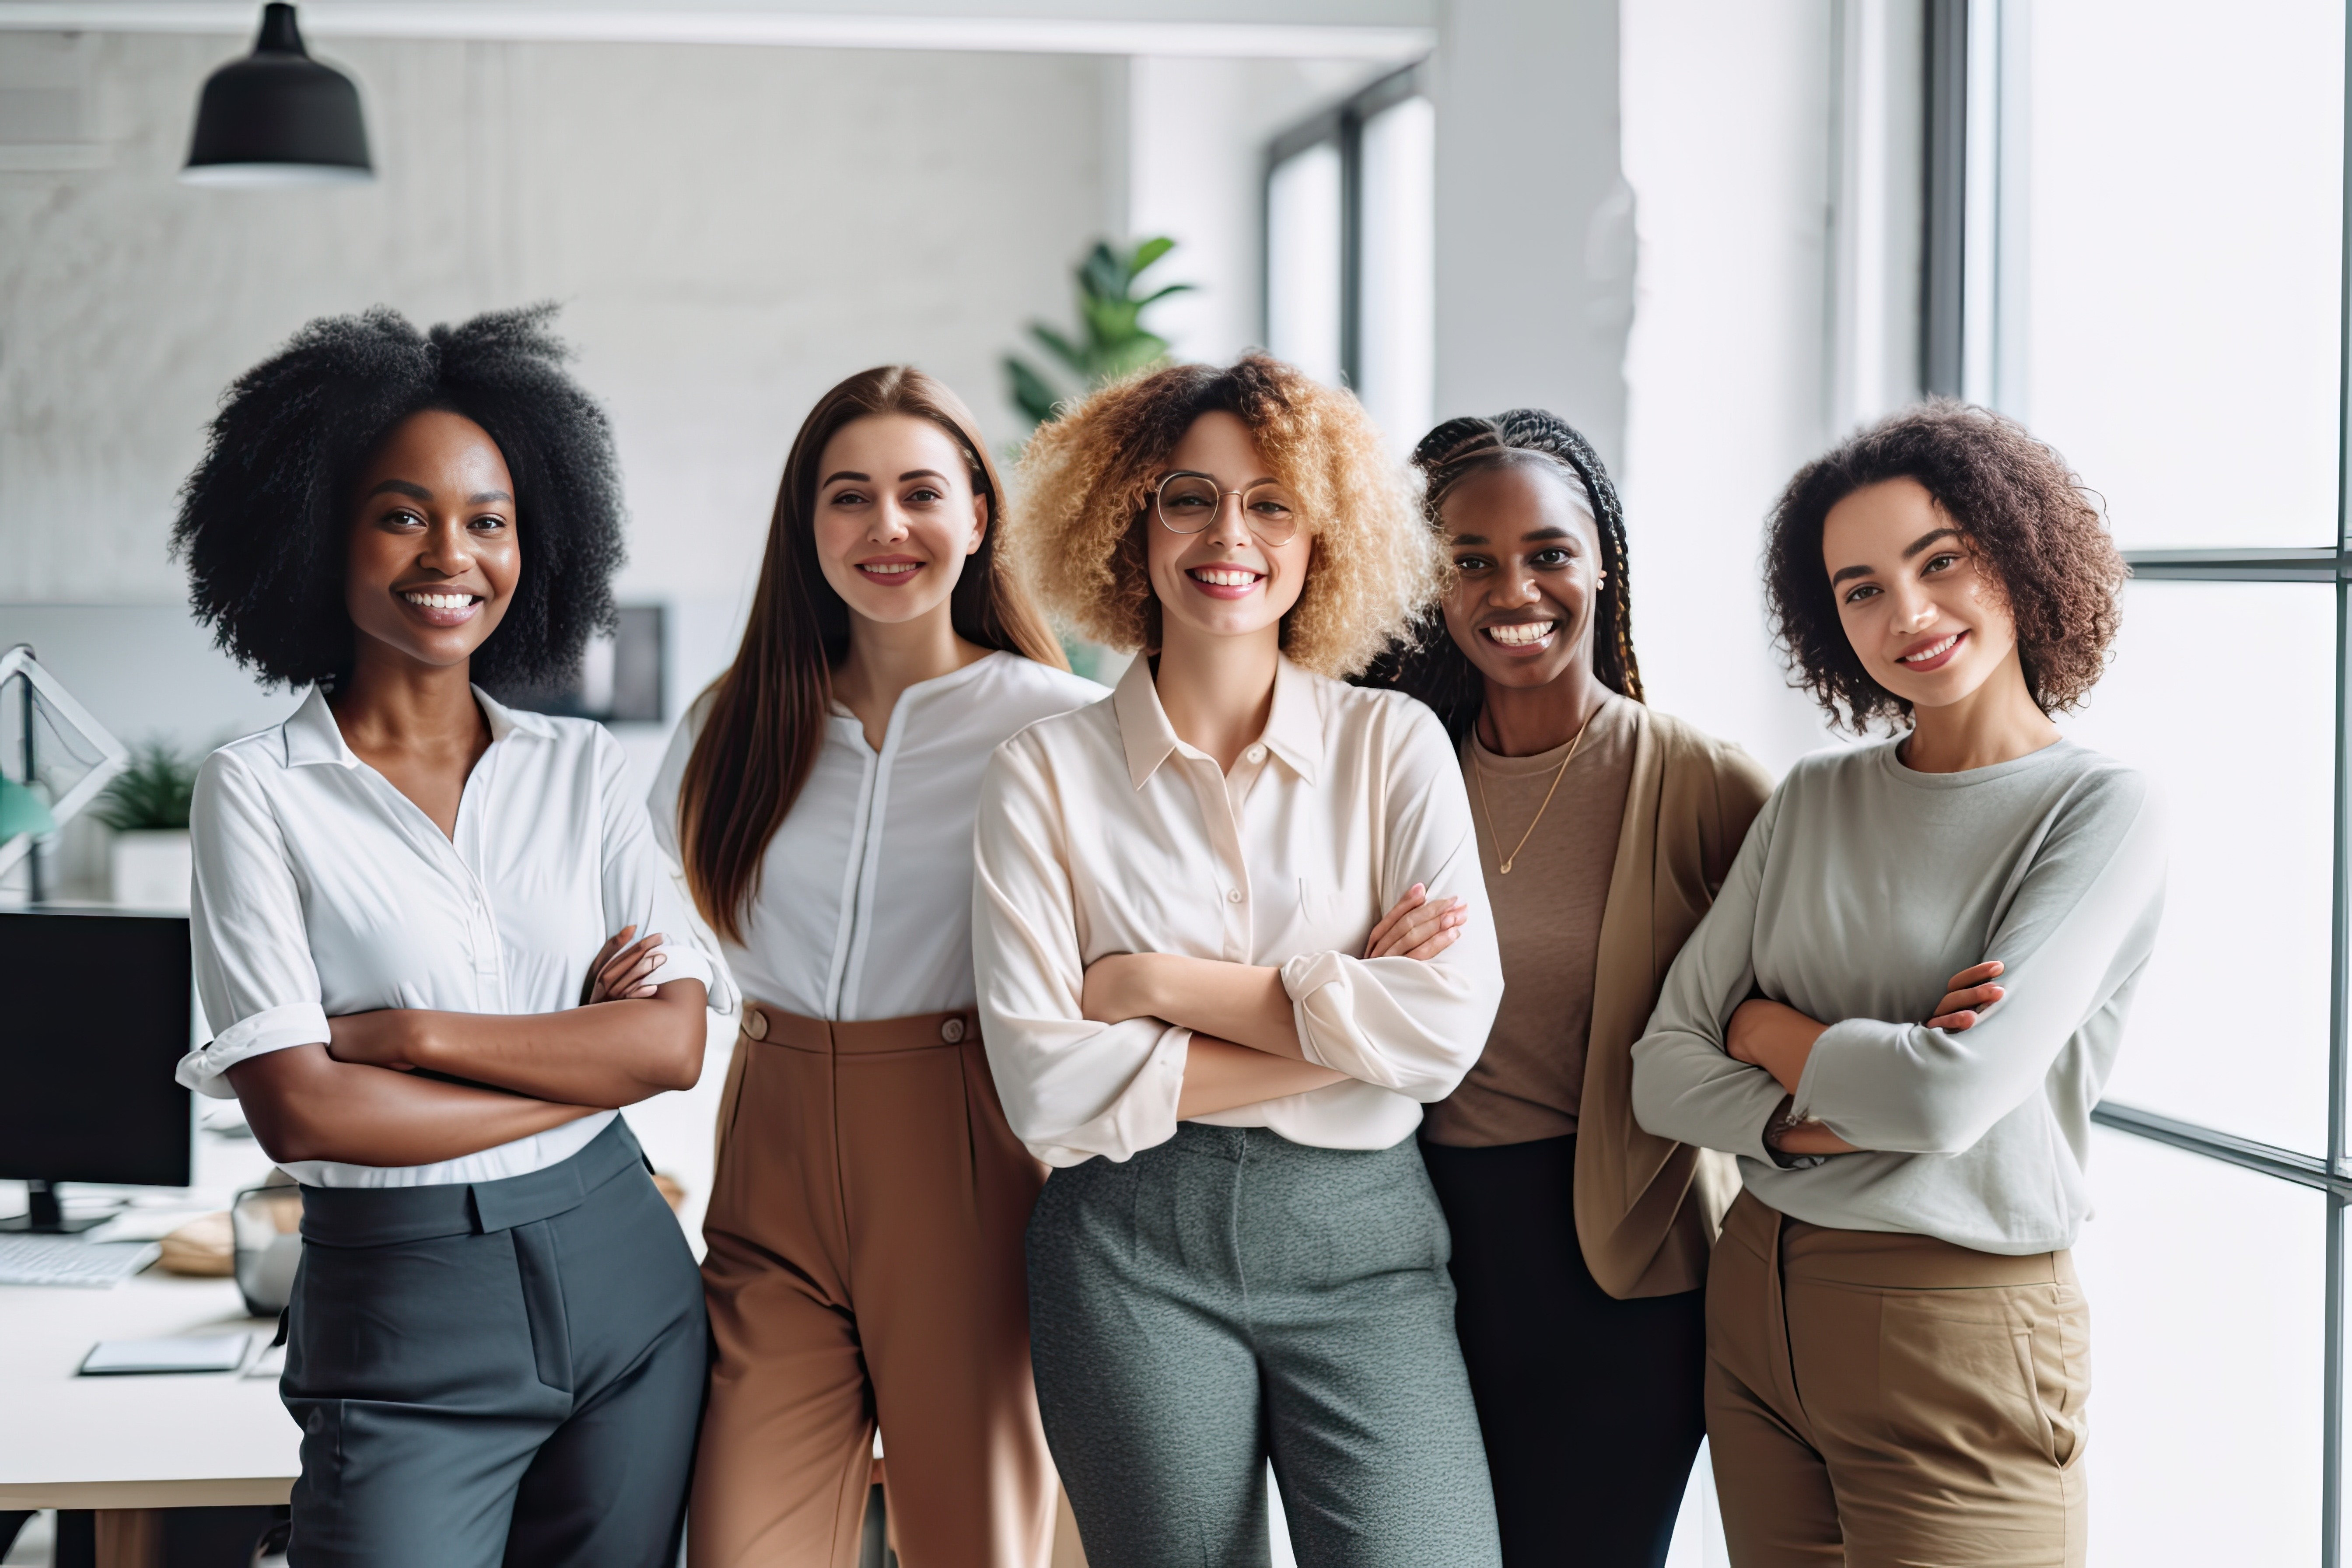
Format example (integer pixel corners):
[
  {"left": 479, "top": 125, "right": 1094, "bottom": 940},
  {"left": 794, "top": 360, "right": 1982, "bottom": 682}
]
[
  {"left": 973, "top": 734, "right": 1188, "bottom": 1166},
  {"left": 1280, "top": 703, "right": 1502, "bottom": 1102},
  {"left": 181, "top": 751, "right": 329, "bottom": 1098},
  {"left": 596, "top": 727, "right": 729, "bottom": 1014}
]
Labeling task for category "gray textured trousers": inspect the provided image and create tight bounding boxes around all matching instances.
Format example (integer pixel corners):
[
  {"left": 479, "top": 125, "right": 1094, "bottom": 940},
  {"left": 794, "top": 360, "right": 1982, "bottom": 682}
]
[
  {"left": 283, "top": 1118, "right": 707, "bottom": 1568},
  {"left": 1026, "top": 1124, "right": 1502, "bottom": 1568}
]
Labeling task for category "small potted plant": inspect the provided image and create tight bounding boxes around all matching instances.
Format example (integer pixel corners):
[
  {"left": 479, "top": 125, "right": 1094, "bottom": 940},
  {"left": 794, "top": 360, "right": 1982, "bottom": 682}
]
[{"left": 95, "top": 739, "right": 200, "bottom": 910}]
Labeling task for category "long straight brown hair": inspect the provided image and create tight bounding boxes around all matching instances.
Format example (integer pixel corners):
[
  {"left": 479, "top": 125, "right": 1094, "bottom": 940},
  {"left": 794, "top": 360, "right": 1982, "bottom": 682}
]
[{"left": 676, "top": 365, "right": 1067, "bottom": 942}]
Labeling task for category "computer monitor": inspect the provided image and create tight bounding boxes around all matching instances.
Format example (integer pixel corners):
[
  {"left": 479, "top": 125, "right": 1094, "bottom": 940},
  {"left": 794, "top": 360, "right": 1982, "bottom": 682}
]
[{"left": 0, "top": 909, "right": 192, "bottom": 1233}]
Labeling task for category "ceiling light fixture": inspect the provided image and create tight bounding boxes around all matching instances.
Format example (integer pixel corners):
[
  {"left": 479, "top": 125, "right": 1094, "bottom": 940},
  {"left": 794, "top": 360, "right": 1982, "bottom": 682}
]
[{"left": 182, "top": 3, "right": 372, "bottom": 188}]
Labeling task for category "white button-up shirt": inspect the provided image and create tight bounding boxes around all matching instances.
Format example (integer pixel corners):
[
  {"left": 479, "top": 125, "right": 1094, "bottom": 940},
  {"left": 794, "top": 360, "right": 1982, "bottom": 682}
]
[
  {"left": 178, "top": 687, "right": 722, "bottom": 1188},
  {"left": 973, "top": 655, "right": 1503, "bottom": 1166},
  {"left": 649, "top": 651, "right": 1104, "bottom": 1020}
]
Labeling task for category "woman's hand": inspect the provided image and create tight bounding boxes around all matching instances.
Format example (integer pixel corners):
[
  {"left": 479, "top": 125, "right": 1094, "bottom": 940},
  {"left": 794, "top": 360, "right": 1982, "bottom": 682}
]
[
  {"left": 324, "top": 1009, "right": 420, "bottom": 1071},
  {"left": 1362, "top": 884, "right": 1468, "bottom": 962},
  {"left": 1726, "top": 998, "right": 1828, "bottom": 1095},
  {"left": 1926, "top": 959, "right": 2004, "bottom": 1030},
  {"left": 581, "top": 924, "right": 668, "bottom": 1006}
]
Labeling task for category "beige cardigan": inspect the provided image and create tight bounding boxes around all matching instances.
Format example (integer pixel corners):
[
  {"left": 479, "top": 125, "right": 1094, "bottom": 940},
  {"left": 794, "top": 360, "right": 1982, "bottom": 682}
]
[{"left": 1573, "top": 702, "right": 1773, "bottom": 1299}]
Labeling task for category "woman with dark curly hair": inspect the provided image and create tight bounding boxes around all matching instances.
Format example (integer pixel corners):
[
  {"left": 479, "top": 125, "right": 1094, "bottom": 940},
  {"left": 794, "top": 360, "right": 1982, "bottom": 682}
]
[
  {"left": 1631, "top": 402, "right": 2166, "bottom": 1567},
  {"left": 974, "top": 356, "right": 1505, "bottom": 1564},
  {"left": 1358, "top": 410, "right": 1770, "bottom": 1567},
  {"left": 173, "top": 306, "right": 723, "bottom": 1568}
]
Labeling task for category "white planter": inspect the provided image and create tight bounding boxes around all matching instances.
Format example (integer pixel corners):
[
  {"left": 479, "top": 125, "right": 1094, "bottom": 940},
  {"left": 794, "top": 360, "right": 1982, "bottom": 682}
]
[{"left": 111, "top": 829, "right": 192, "bottom": 910}]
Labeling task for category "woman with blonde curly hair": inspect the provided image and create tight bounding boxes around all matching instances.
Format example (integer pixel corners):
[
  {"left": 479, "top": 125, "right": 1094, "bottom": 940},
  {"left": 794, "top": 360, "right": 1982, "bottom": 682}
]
[
  {"left": 973, "top": 355, "right": 1506, "bottom": 1564},
  {"left": 1632, "top": 403, "right": 2166, "bottom": 1566}
]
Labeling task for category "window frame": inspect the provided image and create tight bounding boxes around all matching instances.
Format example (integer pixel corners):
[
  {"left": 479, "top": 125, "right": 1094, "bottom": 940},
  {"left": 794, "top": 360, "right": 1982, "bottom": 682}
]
[
  {"left": 1925, "top": 3, "right": 2352, "bottom": 1561},
  {"left": 1260, "top": 61, "right": 1428, "bottom": 391}
]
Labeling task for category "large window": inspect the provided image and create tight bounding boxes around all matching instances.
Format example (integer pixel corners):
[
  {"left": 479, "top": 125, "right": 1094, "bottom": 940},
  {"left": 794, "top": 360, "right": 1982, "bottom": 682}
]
[
  {"left": 1263, "top": 64, "right": 1434, "bottom": 455},
  {"left": 1930, "top": 0, "right": 2351, "bottom": 1561}
]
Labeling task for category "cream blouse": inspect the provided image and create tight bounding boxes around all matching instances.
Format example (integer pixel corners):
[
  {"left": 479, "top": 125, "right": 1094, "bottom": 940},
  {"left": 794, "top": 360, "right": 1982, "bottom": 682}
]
[{"left": 973, "top": 655, "right": 1504, "bottom": 1167}]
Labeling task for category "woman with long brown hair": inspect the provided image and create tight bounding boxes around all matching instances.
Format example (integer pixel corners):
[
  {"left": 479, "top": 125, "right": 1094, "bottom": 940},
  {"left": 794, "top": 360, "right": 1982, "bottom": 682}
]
[{"left": 646, "top": 366, "right": 1098, "bottom": 1567}]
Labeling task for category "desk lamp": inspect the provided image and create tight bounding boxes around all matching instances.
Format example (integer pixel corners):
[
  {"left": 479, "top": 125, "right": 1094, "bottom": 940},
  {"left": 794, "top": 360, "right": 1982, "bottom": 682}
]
[{"left": 0, "top": 644, "right": 129, "bottom": 903}]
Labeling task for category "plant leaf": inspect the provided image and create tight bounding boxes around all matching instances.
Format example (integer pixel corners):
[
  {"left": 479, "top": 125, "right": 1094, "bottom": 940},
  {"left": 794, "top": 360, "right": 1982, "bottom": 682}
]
[
  {"left": 1129, "top": 236, "right": 1176, "bottom": 275},
  {"left": 1003, "top": 357, "right": 1065, "bottom": 427},
  {"left": 1028, "top": 324, "right": 1090, "bottom": 376}
]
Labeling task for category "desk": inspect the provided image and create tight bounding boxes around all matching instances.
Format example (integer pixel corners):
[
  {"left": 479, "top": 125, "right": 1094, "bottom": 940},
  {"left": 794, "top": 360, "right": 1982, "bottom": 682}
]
[
  {"left": 0, "top": 1115, "right": 293, "bottom": 1568},
  {"left": 0, "top": 1271, "right": 293, "bottom": 1514},
  {"left": 0, "top": 1034, "right": 735, "bottom": 1565}
]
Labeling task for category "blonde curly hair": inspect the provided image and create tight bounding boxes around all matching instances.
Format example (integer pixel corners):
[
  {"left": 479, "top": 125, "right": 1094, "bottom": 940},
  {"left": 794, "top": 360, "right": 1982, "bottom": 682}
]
[{"left": 1006, "top": 355, "right": 1437, "bottom": 678}]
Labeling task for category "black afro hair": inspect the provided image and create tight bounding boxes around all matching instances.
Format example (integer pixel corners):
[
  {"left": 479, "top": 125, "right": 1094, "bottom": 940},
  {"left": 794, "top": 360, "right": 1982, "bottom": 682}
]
[{"left": 173, "top": 303, "right": 625, "bottom": 690}]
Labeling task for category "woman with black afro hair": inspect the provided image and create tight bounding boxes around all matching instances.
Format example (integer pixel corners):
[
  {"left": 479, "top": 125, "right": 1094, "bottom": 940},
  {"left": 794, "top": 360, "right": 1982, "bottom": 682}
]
[
  {"left": 172, "top": 304, "right": 726, "bottom": 1568},
  {"left": 1356, "top": 410, "right": 1771, "bottom": 1567}
]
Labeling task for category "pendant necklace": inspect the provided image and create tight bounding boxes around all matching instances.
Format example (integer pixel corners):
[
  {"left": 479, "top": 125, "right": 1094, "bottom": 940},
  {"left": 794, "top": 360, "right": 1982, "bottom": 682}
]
[{"left": 1474, "top": 701, "right": 1603, "bottom": 875}]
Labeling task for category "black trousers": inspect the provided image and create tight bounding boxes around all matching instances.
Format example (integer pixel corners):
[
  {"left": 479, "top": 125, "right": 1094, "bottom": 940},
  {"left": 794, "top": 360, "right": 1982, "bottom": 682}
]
[
  {"left": 284, "top": 1118, "right": 707, "bottom": 1568},
  {"left": 1421, "top": 1134, "right": 1706, "bottom": 1568}
]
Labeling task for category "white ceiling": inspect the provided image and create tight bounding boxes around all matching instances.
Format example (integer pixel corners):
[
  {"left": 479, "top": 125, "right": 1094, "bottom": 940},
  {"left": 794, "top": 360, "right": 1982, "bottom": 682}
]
[{"left": 0, "top": 0, "right": 1435, "bottom": 58}]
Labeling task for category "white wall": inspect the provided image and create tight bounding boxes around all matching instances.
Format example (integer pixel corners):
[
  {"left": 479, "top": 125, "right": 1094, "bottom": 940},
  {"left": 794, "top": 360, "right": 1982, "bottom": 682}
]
[
  {"left": 1428, "top": 0, "right": 1837, "bottom": 775},
  {"left": 1121, "top": 52, "right": 1386, "bottom": 367},
  {"left": 1617, "top": 0, "right": 1842, "bottom": 774},
  {"left": 0, "top": 31, "right": 1112, "bottom": 626},
  {"left": 1430, "top": 0, "right": 1631, "bottom": 472}
]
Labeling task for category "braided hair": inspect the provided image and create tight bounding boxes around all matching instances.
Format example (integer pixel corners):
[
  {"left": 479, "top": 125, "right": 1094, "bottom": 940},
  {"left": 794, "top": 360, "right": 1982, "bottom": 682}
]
[{"left": 1356, "top": 409, "right": 1642, "bottom": 742}]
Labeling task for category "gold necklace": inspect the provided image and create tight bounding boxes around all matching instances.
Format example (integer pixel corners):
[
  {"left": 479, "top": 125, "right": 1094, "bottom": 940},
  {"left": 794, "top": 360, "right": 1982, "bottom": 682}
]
[{"left": 1474, "top": 703, "right": 1603, "bottom": 875}]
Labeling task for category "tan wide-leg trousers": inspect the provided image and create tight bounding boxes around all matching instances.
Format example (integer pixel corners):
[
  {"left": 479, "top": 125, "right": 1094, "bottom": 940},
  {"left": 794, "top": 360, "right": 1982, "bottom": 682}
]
[
  {"left": 1705, "top": 1190, "right": 2090, "bottom": 1568},
  {"left": 689, "top": 1002, "right": 1056, "bottom": 1568}
]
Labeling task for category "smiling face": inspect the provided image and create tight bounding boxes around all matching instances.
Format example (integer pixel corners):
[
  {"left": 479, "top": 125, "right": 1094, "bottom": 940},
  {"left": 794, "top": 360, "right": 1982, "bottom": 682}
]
[
  {"left": 1821, "top": 476, "right": 2020, "bottom": 712},
  {"left": 810, "top": 413, "right": 988, "bottom": 627},
  {"left": 1144, "top": 410, "right": 1314, "bottom": 648},
  {"left": 1436, "top": 459, "right": 1605, "bottom": 694},
  {"left": 343, "top": 408, "right": 520, "bottom": 673}
]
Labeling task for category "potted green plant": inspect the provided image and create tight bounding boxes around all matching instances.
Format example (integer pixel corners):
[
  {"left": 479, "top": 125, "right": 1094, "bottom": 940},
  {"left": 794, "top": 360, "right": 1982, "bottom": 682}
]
[
  {"left": 1004, "top": 236, "right": 1194, "bottom": 429},
  {"left": 1004, "top": 236, "right": 1194, "bottom": 680},
  {"left": 94, "top": 739, "right": 200, "bottom": 910}
]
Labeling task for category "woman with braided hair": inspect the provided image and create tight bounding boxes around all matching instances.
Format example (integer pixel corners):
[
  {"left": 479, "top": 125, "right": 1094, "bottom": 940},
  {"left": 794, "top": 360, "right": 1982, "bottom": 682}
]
[{"left": 1359, "top": 410, "right": 1771, "bottom": 1566}]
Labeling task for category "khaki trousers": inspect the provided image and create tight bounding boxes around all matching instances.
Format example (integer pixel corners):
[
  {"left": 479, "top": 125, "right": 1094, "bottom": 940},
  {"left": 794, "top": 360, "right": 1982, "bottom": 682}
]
[
  {"left": 689, "top": 1003, "right": 1056, "bottom": 1568},
  {"left": 1705, "top": 1190, "right": 2090, "bottom": 1568}
]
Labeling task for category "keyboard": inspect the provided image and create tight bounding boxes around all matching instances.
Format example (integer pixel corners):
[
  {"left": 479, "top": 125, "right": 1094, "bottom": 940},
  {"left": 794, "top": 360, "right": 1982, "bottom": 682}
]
[{"left": 0, "top": 1235, "right": 162, "bottom": 1287}]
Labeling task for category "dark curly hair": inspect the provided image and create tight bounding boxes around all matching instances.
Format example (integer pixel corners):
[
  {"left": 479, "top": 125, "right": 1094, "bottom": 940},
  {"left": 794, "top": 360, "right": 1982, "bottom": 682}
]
[
  {"left": 1765, "top": 401, "right": 2124, "bottom": 732},
  {"left": 173, "top": 304, "right": 624, "bottom": 690},
  {"left": 1355, "top": 409, "right": 1641, "bottom": 743}
]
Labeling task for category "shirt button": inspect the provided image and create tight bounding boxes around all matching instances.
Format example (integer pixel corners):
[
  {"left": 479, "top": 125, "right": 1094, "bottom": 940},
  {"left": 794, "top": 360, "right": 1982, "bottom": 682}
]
[
  {"left": 1226, "top": 888, "right": 1244, "bottom": 904},
  {"left": 1245, "top": 745, "right": 1266, "bottom": 763}
]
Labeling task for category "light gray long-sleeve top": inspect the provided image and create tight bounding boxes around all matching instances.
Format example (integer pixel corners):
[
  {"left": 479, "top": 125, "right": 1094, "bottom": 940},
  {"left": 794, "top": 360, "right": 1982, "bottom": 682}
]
[{"left": 1630, "top": 736, "right": 2165, "bottom": 1255}]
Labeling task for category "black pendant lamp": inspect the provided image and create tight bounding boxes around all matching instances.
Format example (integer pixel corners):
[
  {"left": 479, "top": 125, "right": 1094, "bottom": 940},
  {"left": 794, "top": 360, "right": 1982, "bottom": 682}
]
[{"left": 182, "top": 3, "right": 372, "bottom": 186}]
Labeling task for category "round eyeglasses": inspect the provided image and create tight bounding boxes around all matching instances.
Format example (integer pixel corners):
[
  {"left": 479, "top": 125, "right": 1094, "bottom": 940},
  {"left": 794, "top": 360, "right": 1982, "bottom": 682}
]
[{"left": 1153, "top": 471, "right": 1302, "bottom": 546}]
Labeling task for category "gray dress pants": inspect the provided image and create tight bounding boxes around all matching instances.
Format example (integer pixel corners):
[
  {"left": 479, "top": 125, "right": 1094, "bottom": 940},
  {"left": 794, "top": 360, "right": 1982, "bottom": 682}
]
[
  {"left": 1027, "top": 1124, "right": 1502, "bottom": 1568},
  {"left": 283, "top": 1118, "right": 707, "bottom": 1568}
]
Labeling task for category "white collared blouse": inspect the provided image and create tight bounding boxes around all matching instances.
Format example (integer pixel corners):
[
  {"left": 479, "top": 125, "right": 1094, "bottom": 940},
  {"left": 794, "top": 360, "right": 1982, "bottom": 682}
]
[
  {"left": 973, "top": 655, "right": 1504, "bottom": 1167},
  {"left": 648, "top": 650, "right": 1106, "bottom": 1022},
  {"left": 178, "top": 686, "right": 723, "bottom": 1189}
]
